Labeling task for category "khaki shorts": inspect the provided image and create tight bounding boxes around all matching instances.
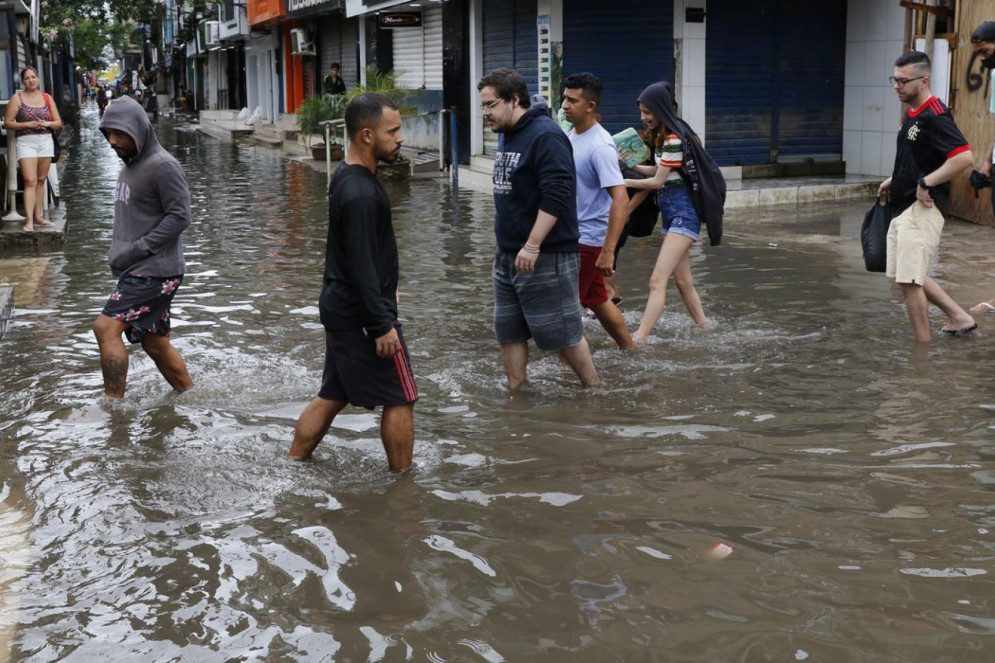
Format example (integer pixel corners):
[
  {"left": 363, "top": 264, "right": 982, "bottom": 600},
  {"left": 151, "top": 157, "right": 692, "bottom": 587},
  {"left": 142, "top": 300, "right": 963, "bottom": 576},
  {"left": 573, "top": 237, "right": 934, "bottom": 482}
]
[{"left": 886, "top": 201, "right": 944, "bottom": 285}]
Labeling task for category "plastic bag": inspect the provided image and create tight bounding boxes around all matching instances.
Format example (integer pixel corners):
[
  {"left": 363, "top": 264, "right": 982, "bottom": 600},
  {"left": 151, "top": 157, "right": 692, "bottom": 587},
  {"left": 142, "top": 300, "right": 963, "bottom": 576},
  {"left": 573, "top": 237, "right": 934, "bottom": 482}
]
[
  {"left": 861, "top": 197, "right": 891, "bottom": 272},
  {"left": 613, "top": 128, "right": 650, "bottom": 169},
  {"left": 622, "top": 168, "right": 659, "bottom": 238}
]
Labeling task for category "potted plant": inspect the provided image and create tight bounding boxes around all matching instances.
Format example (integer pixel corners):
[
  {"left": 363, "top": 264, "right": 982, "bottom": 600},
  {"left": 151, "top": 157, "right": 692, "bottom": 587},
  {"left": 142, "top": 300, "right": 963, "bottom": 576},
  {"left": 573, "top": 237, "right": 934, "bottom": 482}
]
[{"left": 297, "top": 94, "right": 346, "bottom": 161}]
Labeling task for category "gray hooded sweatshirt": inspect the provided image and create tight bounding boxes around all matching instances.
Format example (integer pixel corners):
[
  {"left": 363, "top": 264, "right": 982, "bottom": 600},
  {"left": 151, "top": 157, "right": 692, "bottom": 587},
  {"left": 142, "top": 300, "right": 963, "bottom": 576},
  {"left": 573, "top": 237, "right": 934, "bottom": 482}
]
[{"left": 98, "top": 95, "right": 191, "bottom": 278}]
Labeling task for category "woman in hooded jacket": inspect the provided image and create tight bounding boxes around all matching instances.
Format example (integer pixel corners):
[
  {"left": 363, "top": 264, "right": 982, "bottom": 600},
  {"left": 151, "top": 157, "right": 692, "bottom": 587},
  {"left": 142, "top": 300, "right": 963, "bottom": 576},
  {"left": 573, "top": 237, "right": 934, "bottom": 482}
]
[{"left": 623, "top": 83, "right": 708, "bottom": 339}]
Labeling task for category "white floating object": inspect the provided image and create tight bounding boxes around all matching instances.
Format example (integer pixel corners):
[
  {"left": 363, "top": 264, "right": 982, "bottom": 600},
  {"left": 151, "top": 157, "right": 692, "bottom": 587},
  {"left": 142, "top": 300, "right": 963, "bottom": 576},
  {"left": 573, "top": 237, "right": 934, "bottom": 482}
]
[{"left": 707, "top": 542, "right": 734, "bottom": 560}]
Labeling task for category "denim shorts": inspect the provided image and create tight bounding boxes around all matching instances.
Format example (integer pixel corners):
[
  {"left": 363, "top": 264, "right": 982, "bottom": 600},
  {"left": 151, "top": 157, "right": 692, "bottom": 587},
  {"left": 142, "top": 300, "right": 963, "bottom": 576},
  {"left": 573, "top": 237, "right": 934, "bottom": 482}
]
[
  {"left": 493, "top": 250, "right": 584, "bottom": 351},
  {"left": 659, "top": 184, "right": 700, "bottom": 241}
]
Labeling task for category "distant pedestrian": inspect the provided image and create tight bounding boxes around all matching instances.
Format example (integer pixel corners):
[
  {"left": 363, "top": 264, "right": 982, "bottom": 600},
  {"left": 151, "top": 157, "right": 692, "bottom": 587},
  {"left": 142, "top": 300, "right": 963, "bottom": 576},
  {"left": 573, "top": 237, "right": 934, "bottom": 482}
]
[
  {"left": 877, "top": 51, "right": 976, "bottom": 341},
  {"left": 323, "top": 63, "right": 347, "bottom": 96},
  {"left": 287, "top": 92, "right": 416, "bottom": 473},
  {"left": 623, "top": 81, "right": 721, "bottom": 340},
  {"left": 92, "top": 96, "right": 194, "bottom": 397},
  {"left": 2, "top": 66, "right": 62, "bottom": 232},
  {"left": 479, "top": 68, "right": 599, "bottom": 388},
  {"left": 968, "top": 21, "right": 995, "bottom": 315},
  {"left": 560, "top": 72, "right": 634, "bottom": 349}
]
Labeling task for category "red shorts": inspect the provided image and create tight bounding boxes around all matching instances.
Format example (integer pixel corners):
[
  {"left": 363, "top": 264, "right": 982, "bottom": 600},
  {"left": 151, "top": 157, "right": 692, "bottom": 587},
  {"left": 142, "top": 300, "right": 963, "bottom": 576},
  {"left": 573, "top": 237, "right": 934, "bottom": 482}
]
[{"left": 578, "top": 244, "right": 609, "bottom": 309}]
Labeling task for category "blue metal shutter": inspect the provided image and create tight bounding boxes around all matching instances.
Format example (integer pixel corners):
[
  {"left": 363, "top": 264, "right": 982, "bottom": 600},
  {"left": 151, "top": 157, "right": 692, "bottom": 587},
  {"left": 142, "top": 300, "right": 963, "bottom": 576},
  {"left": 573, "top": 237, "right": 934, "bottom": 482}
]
[
  {"left": 563, "top": 0, "right": 674, "bottom": 137},
  {"left": 706, "top": 0, "right": 846, "bottom": 166},
  {"left": 776, "top": 1, "right": 846, "bottom": 162},
  {"left": 482, "top": 0, "right": 538, "bottom": 155}
]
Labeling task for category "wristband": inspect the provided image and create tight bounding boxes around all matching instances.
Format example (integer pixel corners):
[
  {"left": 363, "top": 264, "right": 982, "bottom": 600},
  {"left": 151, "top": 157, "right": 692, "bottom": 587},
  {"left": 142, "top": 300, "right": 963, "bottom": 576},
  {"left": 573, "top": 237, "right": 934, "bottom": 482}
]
[
  {"left": 522, "top": 243, "right": 540, "bottom": 254},
  {"left": 918, "top": 176, "right": 929, "bottom": 189}
]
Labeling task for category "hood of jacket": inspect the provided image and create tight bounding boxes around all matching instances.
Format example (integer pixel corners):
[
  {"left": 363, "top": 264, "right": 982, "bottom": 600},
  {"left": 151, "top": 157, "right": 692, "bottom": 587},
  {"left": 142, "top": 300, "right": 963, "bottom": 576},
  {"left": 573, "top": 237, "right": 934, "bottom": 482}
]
[
  {"left": 98, "top": 95, "right": 158, "bottom": 165},
  {"left": 637, "top": 80, "right": 695, "bottom": 145},
  {"left": 507, "top": 101, "right": 552, "bottom": 137}
]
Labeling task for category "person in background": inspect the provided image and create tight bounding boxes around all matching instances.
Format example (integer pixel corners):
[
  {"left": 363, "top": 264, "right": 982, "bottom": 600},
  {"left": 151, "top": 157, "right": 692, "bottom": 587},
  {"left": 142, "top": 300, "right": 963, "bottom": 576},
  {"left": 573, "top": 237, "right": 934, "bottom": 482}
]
[
  {"left": 560, "top": 72, "right": 634, "bottom": 350},
  {"left": 877, "top": 51, "right": 976, "bottom": 341},
  {"left": 968, "top": 21, "right": 995, "bottom": 315},
  {"left": 478, "top": 68, "right": 599, "bottom": 389},
  {"left": 92, "top": 96, "right": 194, "bottom": 397},
  {"left": 323, "top": 63, "right": 347, "bottom": 96},
  {"left": 287, "top": 93, "right": 416, "bottom": 473},
  {"left": 3, "top": 66, "right": 62, "bottom": 232}
]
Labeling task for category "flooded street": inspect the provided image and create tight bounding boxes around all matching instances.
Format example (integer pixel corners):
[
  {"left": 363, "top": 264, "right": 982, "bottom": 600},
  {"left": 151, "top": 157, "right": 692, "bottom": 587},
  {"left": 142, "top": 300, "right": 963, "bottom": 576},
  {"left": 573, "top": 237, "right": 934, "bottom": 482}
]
[{"left": 2, "top": 106, "right": 995, "bottom": 661}]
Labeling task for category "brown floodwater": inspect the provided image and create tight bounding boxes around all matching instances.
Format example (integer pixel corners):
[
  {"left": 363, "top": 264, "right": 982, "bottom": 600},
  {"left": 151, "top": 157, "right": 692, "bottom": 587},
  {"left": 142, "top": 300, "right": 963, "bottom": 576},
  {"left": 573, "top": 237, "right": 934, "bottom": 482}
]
[{"left": 1, "top": 106, "right": 995, "bottom": 662}]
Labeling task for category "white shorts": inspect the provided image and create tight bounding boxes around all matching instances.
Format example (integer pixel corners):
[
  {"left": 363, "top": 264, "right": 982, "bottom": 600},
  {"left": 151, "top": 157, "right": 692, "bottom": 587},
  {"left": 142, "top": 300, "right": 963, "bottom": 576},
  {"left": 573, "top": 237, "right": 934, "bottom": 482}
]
[
  {"left": 886, "top": 201, "right": 944, "bottom": 285},
  {"left": 16, "top": 133, "right": 54, "bottom": 160}
]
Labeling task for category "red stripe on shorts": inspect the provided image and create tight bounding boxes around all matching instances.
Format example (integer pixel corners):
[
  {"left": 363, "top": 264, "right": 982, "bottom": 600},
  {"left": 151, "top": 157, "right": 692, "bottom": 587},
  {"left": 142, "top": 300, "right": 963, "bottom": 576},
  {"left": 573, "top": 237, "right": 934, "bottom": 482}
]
[{"left": 393, "top": 349, "right": 418, "bottom": 401}]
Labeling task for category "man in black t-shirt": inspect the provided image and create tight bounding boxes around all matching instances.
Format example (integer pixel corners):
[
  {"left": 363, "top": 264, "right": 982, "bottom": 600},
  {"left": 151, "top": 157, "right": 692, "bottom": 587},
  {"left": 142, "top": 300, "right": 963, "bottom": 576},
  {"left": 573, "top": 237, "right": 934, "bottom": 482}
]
[
  {"left": 288, "top": 93, "right": 417, "bottom": 473},
  {"left": 323, "top": 63, "right": 347, "bottom": 96},
  {"left": 878, "top": 51, "right": 976, "bottom": 342}
]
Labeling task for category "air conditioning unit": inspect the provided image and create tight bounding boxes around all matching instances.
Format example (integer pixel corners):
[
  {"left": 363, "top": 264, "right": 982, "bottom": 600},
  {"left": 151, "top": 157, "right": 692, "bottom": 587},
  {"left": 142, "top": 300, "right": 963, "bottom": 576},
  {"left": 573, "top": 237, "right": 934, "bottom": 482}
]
[
  {"left": 204, "top": 21, "right": 220, "bottom": 49},
  {"left": 290, "top": 28, "right": 315, "bottom": 56}
]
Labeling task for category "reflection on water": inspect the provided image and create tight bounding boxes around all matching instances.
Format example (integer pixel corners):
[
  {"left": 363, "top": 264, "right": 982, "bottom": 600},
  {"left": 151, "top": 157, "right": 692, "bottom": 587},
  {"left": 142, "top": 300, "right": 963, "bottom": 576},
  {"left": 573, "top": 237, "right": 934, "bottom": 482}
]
[{"left": 2, "top": 107, "right": 995, "bottom": 660}]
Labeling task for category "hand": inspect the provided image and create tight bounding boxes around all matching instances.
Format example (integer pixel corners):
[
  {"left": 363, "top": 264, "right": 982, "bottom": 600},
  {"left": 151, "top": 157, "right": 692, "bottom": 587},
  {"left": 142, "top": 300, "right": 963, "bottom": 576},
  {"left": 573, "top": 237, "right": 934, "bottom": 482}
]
[
  {"left": 515, "top": 246, "right": 539, "bottom": 273},
  {"left": 595, "top": 250, "right": 615, "bottom": 277},
  {"left": 916, "top": 183, "right": 934, "bottom": 207},
  {"left": 877, "top": 178, "right": 892, "bottom": 198},
  {"left": 375, "top": 327, "right": 402, "bottom": 358},
  {"left": 983, "top": 162, "right": 992, "bottom": 177}
]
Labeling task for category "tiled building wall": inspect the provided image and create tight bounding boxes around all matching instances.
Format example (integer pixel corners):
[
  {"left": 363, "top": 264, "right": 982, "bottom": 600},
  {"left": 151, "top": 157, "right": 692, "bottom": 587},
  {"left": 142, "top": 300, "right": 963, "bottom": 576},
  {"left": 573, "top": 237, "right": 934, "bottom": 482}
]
[{"left": 842, "top": 0, "right": 907, "bottom": 177}]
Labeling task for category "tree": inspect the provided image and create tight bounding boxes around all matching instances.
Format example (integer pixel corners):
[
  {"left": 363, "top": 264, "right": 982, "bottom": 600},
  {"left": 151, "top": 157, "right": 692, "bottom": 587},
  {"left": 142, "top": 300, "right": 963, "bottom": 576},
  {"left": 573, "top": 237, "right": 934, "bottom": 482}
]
[{"left": 39, "top": 0, "right": 164, "bottom": 70}]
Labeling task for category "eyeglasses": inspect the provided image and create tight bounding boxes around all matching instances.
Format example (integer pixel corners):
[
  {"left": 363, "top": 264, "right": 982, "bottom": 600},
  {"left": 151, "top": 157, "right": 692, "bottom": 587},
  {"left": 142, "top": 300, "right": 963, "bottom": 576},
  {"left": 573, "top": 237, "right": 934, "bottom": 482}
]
[
  {"left": 889, "top": 76, "right": 924, "bottom": 87},
  {"left": 480, "top": 99, "right": 502, "bottom": 112}
]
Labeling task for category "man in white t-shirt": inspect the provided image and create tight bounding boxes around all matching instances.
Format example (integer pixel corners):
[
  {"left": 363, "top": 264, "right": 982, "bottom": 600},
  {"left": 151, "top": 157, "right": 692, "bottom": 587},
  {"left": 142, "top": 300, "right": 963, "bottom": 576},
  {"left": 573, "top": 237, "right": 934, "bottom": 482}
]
[{"left": 561, "top": 73, "right": 634, "bottom": 349}]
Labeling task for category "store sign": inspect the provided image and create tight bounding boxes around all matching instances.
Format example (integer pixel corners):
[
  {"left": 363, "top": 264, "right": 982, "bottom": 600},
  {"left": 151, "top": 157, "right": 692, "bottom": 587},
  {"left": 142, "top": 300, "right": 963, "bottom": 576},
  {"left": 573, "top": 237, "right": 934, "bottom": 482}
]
[
  {"left": 287, "top": 0, "right": 342, "bottom": 19},
  {"left": 379, "top": 11, "right": 421, "bottom": 28}
]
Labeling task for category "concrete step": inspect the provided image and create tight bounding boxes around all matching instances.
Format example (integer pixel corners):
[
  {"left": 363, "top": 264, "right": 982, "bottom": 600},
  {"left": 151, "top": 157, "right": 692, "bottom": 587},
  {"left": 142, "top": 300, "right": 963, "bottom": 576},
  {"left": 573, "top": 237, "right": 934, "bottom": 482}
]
[
  {"left": 199, "top": 109, "right": 240, "bottom": 122},
  {"left": 248, "top": 133, "right": 283, "bottom": 148},
  {"left": 0, "top": 285, "right": 11, "bottom": 341},
  {"left": 196, "top": 120, "right": 253, "bottom": 143}
]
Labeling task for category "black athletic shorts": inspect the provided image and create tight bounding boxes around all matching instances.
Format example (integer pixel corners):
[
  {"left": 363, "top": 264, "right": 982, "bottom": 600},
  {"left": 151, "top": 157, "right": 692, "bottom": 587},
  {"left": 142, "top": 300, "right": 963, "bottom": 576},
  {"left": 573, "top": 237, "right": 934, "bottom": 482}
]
[{"left": 318, "top": 322, "right": 418, "bottom": 409}]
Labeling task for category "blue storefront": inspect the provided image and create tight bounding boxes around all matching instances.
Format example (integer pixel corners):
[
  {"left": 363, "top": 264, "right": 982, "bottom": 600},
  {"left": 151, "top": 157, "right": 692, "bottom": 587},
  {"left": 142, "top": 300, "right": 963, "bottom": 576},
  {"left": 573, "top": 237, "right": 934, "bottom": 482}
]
[
  {"left": 562, "top": 0, "right": 675, "bottom": 136},
  {"left": 705, "top": 0, "right": 847, "bottom": 167}
]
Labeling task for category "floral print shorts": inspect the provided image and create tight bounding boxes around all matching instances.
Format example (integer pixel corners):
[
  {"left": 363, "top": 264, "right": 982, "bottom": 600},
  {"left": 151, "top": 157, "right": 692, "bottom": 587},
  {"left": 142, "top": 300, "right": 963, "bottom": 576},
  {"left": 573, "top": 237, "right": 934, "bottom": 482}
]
[{"left": 101, "top": 274, "right": 183, "bottom": 344}]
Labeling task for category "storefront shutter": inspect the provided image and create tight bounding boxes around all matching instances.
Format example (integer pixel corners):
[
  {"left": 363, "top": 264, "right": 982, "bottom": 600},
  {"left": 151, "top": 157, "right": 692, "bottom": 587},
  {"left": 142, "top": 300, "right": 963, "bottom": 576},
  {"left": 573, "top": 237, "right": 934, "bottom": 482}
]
[
  {"left": 392, "top": 6, "right": 443, "bottom": 90},
  {"left": 706, "top": 0, "right": 846, "bottom": 166},
  {"left": 562, "top": 0, "right": 674, "bottom": 137},
  {"left": 319, "top": 14, "right": 359, "bottom": 91},
  {"left": 482, "top": 0, "right": 538, "bottom": 155}
]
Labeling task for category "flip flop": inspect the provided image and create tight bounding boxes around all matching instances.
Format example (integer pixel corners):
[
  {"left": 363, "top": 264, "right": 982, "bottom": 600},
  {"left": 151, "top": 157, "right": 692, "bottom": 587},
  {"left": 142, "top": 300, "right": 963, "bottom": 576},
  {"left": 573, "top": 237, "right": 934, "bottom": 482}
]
[
  {"left": 940, "top": 323, "right": 978, "bottom": 337},
  {"left": 969, "top": 301, "right": 995, "bottom": 313},
  {"left": 35, "top": 220, "right": 55, "bottom": 228}
]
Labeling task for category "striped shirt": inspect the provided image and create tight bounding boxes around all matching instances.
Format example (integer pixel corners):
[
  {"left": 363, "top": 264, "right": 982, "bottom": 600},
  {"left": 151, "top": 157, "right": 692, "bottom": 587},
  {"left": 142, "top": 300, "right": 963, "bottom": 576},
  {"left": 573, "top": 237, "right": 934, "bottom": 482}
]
[
  {"left": 655, "top": 133, "right": 685, "bottom": 186},
  {"left": 14, "top": 92, "right": 53, "bottom": 137}
]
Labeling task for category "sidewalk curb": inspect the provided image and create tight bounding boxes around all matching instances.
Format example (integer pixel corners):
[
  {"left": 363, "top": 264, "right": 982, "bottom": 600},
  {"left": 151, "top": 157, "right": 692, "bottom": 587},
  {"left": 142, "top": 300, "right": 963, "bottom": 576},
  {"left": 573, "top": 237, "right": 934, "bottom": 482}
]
[{"left": 0, "top": 286, "right": 12, "bottom": 341}]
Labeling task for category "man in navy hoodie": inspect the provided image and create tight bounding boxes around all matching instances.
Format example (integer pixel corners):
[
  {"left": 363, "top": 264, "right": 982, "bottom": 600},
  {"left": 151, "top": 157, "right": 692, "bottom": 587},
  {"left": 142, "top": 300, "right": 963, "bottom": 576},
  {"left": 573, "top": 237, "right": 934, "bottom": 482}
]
[{"left": 478, "top": 68, "right": 598, "bottom": 389}]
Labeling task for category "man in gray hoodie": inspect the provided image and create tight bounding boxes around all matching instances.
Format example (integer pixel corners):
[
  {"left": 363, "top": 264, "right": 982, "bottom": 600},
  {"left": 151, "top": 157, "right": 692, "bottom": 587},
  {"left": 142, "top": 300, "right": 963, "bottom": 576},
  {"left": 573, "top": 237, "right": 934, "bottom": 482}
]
[{"left": 93, "top": 95, "right": 193, "bottom": 397}]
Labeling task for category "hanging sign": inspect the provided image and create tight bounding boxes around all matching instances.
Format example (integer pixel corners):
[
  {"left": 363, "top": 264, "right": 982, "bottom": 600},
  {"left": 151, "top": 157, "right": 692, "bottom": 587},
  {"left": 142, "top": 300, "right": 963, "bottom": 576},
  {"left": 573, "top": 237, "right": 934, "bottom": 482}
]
[{"left": 379, "top": 11, "right": 422, "bottom": 28}]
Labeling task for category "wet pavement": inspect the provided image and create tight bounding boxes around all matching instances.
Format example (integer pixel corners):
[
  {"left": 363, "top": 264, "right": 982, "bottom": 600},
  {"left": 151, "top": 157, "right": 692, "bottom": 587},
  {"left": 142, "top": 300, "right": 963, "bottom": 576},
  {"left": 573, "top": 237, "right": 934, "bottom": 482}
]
[{"left": 2, "top": 107, "right": 995, "bottom": 661}]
